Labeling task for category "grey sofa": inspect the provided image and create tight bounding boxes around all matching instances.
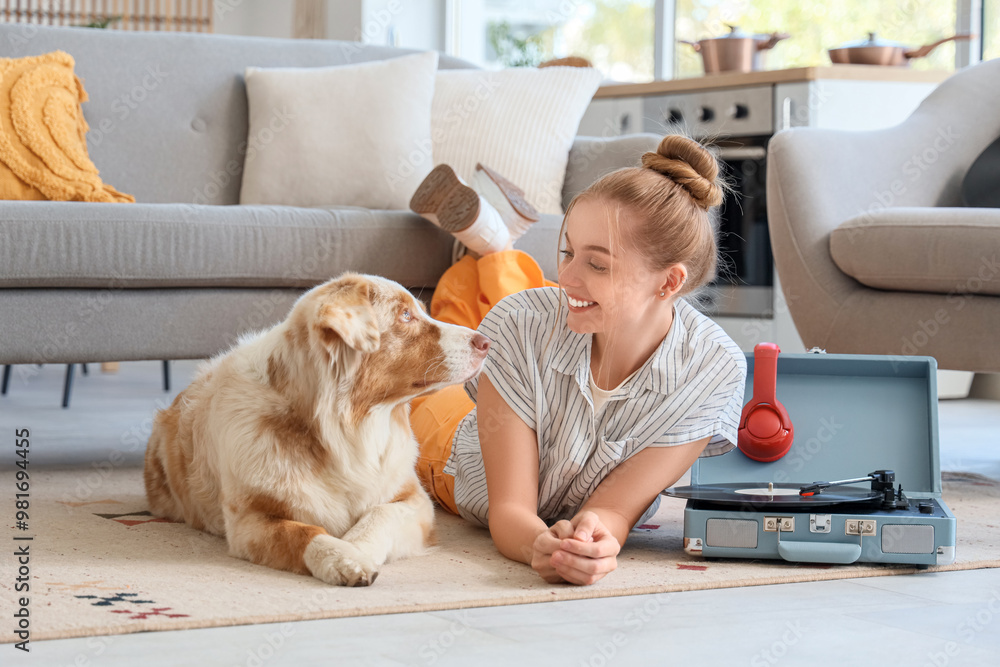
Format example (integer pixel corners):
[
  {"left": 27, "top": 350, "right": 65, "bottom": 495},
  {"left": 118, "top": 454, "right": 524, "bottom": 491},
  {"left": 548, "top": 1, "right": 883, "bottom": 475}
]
[
  {"left": 766, "top": 58, "right": 1000, "bottom": 374},
  {"left": 0, "top": 25, "right": 658, "bottom": 366}
]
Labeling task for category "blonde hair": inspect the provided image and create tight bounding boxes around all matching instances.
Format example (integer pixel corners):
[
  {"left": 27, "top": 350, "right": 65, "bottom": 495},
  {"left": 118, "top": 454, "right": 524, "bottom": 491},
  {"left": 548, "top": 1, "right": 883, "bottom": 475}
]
[{"left": 561, "top": 134, "right": 725, "bottom": 297}]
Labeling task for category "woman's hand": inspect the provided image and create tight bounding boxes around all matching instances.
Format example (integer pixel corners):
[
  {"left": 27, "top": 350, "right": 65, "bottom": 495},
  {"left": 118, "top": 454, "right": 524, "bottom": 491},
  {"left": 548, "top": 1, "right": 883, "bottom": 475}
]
[
  {"left": 530, "top": 520, "right": 575, "bottom": 583},
  {"left": 531, "top": 511, "right": 620, "bottom": 585}
]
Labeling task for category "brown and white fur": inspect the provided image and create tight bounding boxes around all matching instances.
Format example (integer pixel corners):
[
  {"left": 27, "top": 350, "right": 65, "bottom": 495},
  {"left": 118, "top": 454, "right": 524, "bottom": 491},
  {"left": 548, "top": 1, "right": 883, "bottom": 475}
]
[{"left": 144, "top": 273, "right": 489, "bottom": 586}]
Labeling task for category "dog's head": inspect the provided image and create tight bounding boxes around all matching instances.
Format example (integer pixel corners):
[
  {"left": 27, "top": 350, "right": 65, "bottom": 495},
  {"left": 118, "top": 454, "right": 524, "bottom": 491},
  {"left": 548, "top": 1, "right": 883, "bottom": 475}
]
[{"left": 290, "top": 273, "right": 489, "bottom": 417}]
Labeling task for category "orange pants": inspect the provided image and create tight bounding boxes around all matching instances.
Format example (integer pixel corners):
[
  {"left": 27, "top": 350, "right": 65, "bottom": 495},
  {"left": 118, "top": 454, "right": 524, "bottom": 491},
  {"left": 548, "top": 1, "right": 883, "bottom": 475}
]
[{"left": 411, "top": 250, "right": 556, "bottom": 515}]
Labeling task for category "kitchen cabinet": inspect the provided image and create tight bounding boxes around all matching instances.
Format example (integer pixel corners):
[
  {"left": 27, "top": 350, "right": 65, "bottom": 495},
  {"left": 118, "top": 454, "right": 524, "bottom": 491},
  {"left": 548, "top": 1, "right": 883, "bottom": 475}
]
[{"left": 577, "top": 96, "right": 644, "bottom": 137}]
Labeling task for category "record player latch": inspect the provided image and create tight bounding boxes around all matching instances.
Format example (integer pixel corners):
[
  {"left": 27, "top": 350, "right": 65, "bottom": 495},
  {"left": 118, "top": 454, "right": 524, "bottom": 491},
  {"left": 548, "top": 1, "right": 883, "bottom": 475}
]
[
  {"left": 763, "top": 517, "right": 795, "bottom": 532},
  {"left": 845, "top": 520, "right": 877, "bottom": 536},
  {"left": 809, "top": 514, "right": 832, "bottom": 533}
]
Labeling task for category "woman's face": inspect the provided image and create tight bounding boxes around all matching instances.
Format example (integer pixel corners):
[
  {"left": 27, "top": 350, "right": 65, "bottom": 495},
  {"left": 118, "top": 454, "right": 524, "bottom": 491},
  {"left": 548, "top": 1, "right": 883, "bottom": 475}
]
[{"left": 557, "top": 197, "right": 675, "bottom": 336}]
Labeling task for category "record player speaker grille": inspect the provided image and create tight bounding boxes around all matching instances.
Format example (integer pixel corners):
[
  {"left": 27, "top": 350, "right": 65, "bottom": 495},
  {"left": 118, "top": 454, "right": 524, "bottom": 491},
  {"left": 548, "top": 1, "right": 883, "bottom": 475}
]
[
  {"left": 881, "top": 524, "right": 935, "bottom": 554},
  {"left": 706, "top": 519, "right": 758, "bottom": 548}
]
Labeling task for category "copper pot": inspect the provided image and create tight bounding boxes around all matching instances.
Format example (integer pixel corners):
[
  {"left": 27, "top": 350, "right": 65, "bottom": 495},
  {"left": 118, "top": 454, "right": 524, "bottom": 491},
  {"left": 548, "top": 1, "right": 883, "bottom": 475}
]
[
  {"left": 681, "top": 25, "right": 790, "bottom": 74},
  {"left": 828, "top": 32, "right": 974, "bottom": 66}
]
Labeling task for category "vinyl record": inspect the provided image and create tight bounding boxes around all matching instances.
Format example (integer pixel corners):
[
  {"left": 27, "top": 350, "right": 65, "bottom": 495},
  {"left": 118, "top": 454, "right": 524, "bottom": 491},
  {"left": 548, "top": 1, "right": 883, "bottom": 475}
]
[{"left": 661, "top": 483, "right": 880, "bottom": 508}]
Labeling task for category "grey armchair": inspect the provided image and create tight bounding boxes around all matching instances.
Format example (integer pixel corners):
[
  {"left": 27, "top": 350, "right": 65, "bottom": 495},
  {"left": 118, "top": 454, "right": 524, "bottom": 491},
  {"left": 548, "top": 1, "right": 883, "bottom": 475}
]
[{"left": 766, "top": 58, "right": 1000, "bottom": 373}]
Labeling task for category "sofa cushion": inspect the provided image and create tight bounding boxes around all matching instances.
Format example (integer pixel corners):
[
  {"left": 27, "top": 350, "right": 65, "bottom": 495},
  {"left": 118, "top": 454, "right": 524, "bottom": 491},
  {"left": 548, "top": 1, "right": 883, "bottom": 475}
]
[
  {"left": 239, "top": 51, "right": 438, "bottom": 210},
  {"left": 0, "top": 202, "right": 455, "bottom": 289},
  {"left": 830, "top": 207, "right": 1000, "bottom": 296},
  {"left": 0, "top": 50, "right": 133, "bottom": 203},
  {"left": 431, "top": 66, "right": 603, "bottom": 215},
  {"left": 0, "top": 202, "right": 564, "bottom": 290}
]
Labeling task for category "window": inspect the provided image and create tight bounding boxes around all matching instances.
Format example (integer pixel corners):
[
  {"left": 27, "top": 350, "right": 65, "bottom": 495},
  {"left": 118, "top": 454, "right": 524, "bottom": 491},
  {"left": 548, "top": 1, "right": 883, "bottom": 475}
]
[
  {"left": 985, "top": 0, "right": 1000, "bottom": 61},
  {"left": 455, "top": 0, "right": 656, "bottom": 82},
  {"left": 453, "top": 1, "right": 981, "bottom": 82},
  {"left": 675, "top": 0, "right": 959, "bottom": 78}
]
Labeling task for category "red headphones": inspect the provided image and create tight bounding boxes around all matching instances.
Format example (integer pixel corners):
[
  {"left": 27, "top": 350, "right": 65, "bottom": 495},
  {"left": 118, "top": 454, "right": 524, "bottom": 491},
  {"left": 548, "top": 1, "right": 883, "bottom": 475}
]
[{"left": 738, "top": 342, "right": 794, "bottom": 462}]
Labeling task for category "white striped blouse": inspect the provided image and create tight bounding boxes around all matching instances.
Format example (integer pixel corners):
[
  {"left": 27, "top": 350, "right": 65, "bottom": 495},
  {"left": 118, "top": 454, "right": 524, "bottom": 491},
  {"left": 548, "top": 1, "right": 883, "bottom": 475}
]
[{"left": 443, "top": 286, "right": 747, "bottom": 528}]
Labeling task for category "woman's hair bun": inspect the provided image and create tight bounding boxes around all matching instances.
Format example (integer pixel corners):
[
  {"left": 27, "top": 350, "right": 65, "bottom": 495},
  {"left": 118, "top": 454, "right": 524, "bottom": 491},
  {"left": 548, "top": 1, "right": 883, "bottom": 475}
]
[{"left": 640, "top": 135, "right": 723, "bottom": 210}]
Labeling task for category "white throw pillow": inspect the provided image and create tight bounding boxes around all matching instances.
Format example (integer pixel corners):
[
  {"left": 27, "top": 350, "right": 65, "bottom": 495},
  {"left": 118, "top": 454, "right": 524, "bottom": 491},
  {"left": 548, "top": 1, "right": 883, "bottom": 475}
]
[
  {"left": 239, "top": 51, "right": 439, "bottom": 210},
  {"left": 431, "top": 67, "right": 604, "bottom": 215}
]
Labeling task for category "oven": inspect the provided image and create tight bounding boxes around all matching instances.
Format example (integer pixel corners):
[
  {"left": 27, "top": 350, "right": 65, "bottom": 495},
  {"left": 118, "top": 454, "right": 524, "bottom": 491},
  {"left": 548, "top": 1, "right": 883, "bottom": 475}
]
[{"left": 643, "top": 85, "right": 777, "bottom": 318}]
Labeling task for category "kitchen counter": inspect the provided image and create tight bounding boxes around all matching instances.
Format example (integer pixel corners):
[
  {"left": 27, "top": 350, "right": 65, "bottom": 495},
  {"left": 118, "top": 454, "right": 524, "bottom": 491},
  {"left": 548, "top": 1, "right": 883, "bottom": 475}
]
[{"left": 593, "top": 65, "right": 952, "bottom": 98}]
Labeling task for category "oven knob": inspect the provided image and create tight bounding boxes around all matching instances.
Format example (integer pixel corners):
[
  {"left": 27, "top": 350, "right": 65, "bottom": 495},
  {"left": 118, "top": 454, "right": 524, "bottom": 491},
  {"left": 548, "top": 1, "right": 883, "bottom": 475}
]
[
  {"left": 731, "top": 103, "right": 749, "bottom": 119},
  {"left": 666, "top": 108, "right": 683, "bottom": 124},
  {"left": 697, "top": 106, "right": 715, "bottom": 122}
]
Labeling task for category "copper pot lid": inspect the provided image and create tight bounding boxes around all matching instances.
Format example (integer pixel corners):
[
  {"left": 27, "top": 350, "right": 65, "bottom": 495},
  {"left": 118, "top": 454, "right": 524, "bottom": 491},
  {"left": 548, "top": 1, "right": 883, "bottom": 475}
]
[
  {"left": 831, "top": 32, "right": 908, "bottom": 50},
  {"left": 687, "top": 25, "right": 790, "bottom": 50},
  {"left": 702, "top": 24, "right": 778, "bottom": 42},
  {"left": 711, "top": 25, "right": 755, "bottom": 39}
]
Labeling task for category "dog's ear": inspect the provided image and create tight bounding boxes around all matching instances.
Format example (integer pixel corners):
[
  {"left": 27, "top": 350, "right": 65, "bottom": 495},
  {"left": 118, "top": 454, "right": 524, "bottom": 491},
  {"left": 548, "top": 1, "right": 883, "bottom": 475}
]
[{"left": 316, "top": 276, "right": 380, "bottom": 353}]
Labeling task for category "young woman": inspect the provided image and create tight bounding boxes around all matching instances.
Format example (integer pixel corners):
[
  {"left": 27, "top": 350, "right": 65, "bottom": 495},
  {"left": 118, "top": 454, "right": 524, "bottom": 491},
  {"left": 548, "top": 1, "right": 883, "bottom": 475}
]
[{"left": 408, "top": 135, "right": 746, "bottom": 586}]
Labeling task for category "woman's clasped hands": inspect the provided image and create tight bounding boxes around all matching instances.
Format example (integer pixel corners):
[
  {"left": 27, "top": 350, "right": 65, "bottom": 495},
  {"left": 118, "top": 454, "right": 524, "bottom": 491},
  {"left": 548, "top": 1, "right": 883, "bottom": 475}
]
[{"left": 531, "top": 510, "right": 620, "bottom": 585}]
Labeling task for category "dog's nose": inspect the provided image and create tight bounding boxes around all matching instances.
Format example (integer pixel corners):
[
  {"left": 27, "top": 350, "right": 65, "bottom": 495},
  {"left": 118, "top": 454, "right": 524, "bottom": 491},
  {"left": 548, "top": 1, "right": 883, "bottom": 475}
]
[{"left": 472, "top": 333, "right": 491, "bottom": 353}]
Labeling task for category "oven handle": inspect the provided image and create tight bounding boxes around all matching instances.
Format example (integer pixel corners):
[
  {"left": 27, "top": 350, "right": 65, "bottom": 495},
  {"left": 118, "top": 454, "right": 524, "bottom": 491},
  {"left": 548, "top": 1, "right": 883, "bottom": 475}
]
[{"left": 715, "top": 146, "right": 768, "bottom": 161}]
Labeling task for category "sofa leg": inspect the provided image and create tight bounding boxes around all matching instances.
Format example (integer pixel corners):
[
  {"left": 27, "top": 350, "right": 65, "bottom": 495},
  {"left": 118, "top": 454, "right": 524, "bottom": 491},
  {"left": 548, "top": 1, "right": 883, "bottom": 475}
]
[
  {"left": 1, "top": 365, "right": 10, "bottom": 395},
  {"left": 162, "top": 360, "right": 171, "bottom": 393},
  {"left": 62, "top": 364, "right": 75, "bottom": 409}
]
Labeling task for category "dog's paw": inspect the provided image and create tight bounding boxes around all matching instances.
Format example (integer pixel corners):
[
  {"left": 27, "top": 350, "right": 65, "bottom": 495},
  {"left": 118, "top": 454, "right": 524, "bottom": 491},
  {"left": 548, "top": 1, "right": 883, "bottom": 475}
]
[{"left": 304, "top": 535, "right": 379, "bottom": 587}]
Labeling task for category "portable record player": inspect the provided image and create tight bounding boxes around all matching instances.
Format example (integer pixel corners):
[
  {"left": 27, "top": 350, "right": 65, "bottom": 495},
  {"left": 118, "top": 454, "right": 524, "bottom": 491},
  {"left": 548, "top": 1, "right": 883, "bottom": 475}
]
[{"left": 662, "top": 346, "right": 956, "bottom": 566}]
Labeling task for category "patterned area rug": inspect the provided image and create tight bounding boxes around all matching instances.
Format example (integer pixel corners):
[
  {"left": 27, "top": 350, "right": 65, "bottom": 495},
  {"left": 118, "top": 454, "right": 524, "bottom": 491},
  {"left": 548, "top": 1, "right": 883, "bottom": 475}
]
[{"left": 2, "top": 467, "right": 998, "bottom": 643}]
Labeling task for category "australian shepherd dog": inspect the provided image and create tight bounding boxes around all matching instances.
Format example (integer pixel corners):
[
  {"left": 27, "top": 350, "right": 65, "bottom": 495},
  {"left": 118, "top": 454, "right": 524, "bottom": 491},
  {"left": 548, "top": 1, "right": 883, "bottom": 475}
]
[{"left": 144, "top": 273, "right": 489, "bottom": 586}]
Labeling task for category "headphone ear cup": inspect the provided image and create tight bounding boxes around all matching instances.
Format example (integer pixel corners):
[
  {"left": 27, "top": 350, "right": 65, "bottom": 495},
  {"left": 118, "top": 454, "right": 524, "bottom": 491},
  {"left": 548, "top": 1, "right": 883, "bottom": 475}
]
[{"left": 737, "top": 402, "right": 794, "bottom": 462}]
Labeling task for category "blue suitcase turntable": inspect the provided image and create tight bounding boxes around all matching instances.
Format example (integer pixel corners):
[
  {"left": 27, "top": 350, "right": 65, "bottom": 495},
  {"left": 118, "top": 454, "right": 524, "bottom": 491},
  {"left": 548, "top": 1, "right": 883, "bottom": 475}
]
[{"left": 662, "top": 345, "right": 957, "bottom": 566}]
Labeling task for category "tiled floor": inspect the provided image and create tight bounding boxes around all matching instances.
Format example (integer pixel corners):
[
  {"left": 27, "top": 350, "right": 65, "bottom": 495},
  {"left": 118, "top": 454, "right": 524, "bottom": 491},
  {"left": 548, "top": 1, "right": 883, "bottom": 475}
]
[{"left": 2, "top": 360, "right": 999, "bottom": 666}]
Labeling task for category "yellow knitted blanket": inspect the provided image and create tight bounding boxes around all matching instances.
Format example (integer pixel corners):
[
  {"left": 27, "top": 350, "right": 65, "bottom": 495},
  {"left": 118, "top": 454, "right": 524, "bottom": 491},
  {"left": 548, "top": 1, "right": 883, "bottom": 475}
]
[{"left": 0, "top": 50, "right": 133, "bottom": 202}]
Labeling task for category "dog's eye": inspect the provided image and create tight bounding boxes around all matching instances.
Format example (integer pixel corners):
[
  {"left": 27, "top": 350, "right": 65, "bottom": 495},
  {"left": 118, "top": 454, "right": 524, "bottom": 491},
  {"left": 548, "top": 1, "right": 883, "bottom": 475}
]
[{"left": 400, "top": 309, "right": 413, "bottom": 323}]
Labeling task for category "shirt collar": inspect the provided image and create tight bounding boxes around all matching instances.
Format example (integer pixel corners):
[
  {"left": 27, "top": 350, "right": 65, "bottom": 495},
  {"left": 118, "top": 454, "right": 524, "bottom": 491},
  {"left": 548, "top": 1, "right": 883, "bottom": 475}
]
[{"left": 549, "top": 300, "right": 688, "bottom": 398}]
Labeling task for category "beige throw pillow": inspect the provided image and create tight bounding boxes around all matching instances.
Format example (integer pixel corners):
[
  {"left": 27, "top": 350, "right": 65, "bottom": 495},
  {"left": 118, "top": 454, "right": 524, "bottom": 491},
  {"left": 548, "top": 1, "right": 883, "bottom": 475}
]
[
  {"left": 239, "top": 51, "right": 439, "bottom": 210},
  {"left": 431, "top": 66, "right": 604, "bottom": 215}
]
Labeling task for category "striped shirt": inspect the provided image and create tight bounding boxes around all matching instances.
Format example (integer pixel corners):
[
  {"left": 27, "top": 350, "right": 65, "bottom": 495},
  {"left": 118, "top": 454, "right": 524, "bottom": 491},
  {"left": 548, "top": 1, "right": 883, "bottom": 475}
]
[{"left": 443, "top": 287, "right": 747, "bottom": 528}]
